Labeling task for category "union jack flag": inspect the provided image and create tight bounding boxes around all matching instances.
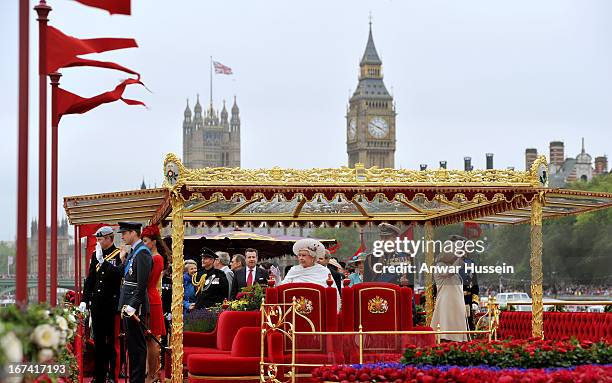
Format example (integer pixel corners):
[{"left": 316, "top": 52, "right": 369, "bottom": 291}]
[{"left": 213, "top": 61, "right": 233, "bottom": 75}]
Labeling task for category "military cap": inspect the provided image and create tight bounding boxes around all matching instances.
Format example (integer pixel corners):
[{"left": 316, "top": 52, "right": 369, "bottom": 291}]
[
  {"left": 378, "top": 223, "right": 401, "bottom": 236},
  {"left": 200, "top": 246, "right": 218, "bottom": 259},
  {"left": 94, "top": 226, "right": 114, "bottom": 237},
  {"left": 117, "top": 221, "right": 142, "bottom": 233},
  {"left": 448, "top": 234, "right": 468, "bottom": 242}
]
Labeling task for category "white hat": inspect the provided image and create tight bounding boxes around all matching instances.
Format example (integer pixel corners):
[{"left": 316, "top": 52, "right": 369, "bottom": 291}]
[
  {"left": 94, "top": 226, "right": 114, "bottom": 237},
  {"left": 293, "top": 238, "right": 326, "bottom": 258}
]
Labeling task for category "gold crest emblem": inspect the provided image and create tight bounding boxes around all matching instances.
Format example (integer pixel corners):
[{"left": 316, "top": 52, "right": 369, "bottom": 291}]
[
  {"left": 367, "top": 296, "right": 389, "bottom": 314},
  {"left": 295, "top": 296, "right": 314, "bottom": 315}
]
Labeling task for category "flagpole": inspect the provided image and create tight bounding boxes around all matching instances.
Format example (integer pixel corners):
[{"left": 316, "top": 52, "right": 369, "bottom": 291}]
[
  {"left": 210, "top": 56, "right": 213, "bottom": 109},
  {"left": 16, "top": 0, "right": 30, "bottom": 307},
  {"left": 35, "top": 0, "right": 51, "bottom": 304},
  {"left": 49, "top": 71, "right": 61, "bottom": 307}
]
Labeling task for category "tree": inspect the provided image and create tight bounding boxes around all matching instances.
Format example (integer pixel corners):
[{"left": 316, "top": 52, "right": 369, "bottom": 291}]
[{"left": 310, "top": 227, "right": 360, "bottom": 261}]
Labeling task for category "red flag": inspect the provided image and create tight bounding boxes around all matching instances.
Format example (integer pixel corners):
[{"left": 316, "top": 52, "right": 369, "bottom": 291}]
[
  {"left": 73, "top": 0, "right": 131, "bottom": 15},
  {"left": 352, "top": 244, "right": 364, "bottom": 257},
  {"left": 463, "top": 222, "right": 482, "bottom": 240},
  {"left": 327, "top": 242, "right": 341, "bottom": 254},
  {"left": 47, "top": 26, "right": 139, "bottom": 77},
  {"left": 55, "top": 78, "right": 145, "bottom": 124}
]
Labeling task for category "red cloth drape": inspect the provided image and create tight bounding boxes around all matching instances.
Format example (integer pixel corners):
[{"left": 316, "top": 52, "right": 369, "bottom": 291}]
[
  {"left": 56, "top": 78, "right": 145, "bottom": 124},
  {"left": 73, "top": 0, "right": 131, "bottom": 15},
  {"left": 46, "top": 26, "right": 138, "bottom": 76}
]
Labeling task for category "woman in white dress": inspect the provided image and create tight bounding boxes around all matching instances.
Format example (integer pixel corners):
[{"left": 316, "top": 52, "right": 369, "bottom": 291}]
[{"left": 430, "top": 251, "right": 468, "bottom": 342}]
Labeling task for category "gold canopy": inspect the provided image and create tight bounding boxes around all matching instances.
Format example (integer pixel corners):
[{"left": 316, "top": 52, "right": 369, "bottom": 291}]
[
  {"left": 62, "top": 153, "right": 612, "bottom": 383},
  {"left": 64, "top": 154, "right": 612, "bottom": 227}
]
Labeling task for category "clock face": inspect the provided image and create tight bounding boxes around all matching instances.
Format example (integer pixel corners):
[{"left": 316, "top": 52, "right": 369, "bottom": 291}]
[
  {"left": 348, "top": 119, "right": 357, "bottom": 140},
  {"left": 368, "top": 117, "right": 389, "bottom": 138}
]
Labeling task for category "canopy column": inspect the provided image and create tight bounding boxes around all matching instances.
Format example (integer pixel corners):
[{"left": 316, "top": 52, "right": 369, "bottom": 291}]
[
  {"left": 424, "top": 221, "right": 435, "bottom": 326},
  {"left": 530, "top": 192, "right": 544, "bottom": 338},
  {"left": 170, "top": 193, "right": 185, "bottom": 383}
]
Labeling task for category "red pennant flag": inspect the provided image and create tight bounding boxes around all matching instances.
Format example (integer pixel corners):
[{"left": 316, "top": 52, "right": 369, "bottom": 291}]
[
  {"left": 352, "top": 243, "right": 364, "bottom": 257},
  {"left": 55, "top": 78, "right": 145, "bottom": 124},
  {"left": 327, "top": 243, "right": 341, "bottom": 254},
  {"left": 73, "top": 0, "right": 131, "bottom": 15},
  {"left": 47, "top": 26, "right": 139, "bottom": 77}
]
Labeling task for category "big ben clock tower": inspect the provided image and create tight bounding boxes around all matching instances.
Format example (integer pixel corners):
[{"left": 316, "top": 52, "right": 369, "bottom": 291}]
[{"left": 347, "top": 22, "right": 396, "bottom": 168}]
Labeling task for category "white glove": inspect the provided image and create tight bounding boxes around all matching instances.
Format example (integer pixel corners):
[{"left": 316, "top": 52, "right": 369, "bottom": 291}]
[
  {"left": 164, "top": 313, "right": 172, "bottom": 321},
  {"left": 471, "top": 303, "right": 479, "bottom": 312},
  {"left": 95, "top": 243, "right": 104, "bottom": 264},
  {"left": 123, "top": 305, "right": 136, "bottom": 317},
  {"left": 78, "top": 302, "right": 87, "bottom": 313}
]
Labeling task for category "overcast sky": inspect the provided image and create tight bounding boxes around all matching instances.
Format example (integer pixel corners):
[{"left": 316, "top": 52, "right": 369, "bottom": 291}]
[{"left": 1, "top": 0, "right": 611, "bottom": 240}]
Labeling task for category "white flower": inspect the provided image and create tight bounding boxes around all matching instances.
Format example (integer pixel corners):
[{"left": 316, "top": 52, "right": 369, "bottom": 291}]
[
  {"left": 56, "top": 316, "right": 68, "bottom": 331},
  {"left": 31, "top": 324, "right": 60, "bottom": 349},
  {"left": 42, "top": 310, "right": 51, "bottom": 318},
  {"left": 59, "top": 331, "right": 67, "bottom": 346},
  {"left": 66, "top": 329, "right": 74, "bottom": 341},
  {"left": 1, "top": 332, "right": 23, "bottom": 363},
  {"left": 37, "top": 348, "right": 55, "bottom": 363},
  {"left": 67, "top": 314, "right": 76, "bottom": 324}
]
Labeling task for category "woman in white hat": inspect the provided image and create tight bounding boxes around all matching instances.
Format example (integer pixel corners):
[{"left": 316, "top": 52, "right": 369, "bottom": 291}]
[{"left": 281, "top": 238, "right": 341, "bottom": 310}]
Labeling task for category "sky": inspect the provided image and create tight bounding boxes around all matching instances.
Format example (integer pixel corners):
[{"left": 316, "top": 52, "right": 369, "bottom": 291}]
[{"left": 1, "top": 0, "right": 611, "bottom": 241}]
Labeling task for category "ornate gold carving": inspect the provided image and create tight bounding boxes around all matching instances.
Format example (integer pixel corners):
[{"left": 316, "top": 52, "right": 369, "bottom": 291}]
[
  {"left": 169, "top": 193, "right": 185, "bottom": 383},
  {"left": 164, "top": 152, "right": 537, "bottom": 186},
  {"left": 295, "top": 296, "right": 314, "bottom": 315},
  {"left": 424, "top": 221, "right": 435, "bottom": 326},
  {"left": 367, "top": 296, "right": 389, "bottom": 314},
  {"left": 530, "top": 192, "right": 544, "bottom": 338},
  {"left": 529, "top": 155, "right": 549, "bottom": 187}
]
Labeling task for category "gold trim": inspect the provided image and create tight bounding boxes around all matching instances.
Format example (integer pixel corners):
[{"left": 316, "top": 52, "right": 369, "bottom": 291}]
[
  {"left": 530, "top": 192, "right": 544, "bottom": 339},
  {"left": 188, "top": 373, "right": 261, "bottom": 380},
  {"left": 358, "top": 287, "right": 398, "bottom": 351},
  {"left": 169, "top": 193, "right": 185, "bottom": 383},
  {"left": 282, "top": 287, "right": 323, "bottom": 352}
]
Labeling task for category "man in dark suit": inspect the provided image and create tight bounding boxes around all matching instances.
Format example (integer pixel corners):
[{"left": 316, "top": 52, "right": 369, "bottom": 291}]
[
  {"left": 117, "top": 222, "right": 152, "bottom": 383},
  {"left": 317, "top": 249, "right": 343, "bottom": 294},
  {"left": 232, "top": 248, "right": 269, "bottom": 298},
  {"left": 194, "top": 248, "right": 229, "bottom": 309},
  {"left": 80, "top": 226, "right": 122, "bottom": 383}
]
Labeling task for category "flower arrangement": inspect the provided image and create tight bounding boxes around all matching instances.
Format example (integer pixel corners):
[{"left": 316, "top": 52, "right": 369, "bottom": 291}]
[
  {"left": 312, "top": 363, "right": 612, "bottom": 383},
  {"left": 402, "top": 338, "right": 612, "bottom": 368},
  {"left": 220, "top": 283, "right": 266, "bottom": 312},
  {"left": 0, "top": 303, "right": 81, "bottom": 382}
]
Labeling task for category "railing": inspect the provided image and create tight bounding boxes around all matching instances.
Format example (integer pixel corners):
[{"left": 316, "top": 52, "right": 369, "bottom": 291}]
[
  {"left": 506, "top": 300, "right": 612, "bottom": 307},
  {"left": 259, "top": 297, "right": 501, "bottom": 383}
]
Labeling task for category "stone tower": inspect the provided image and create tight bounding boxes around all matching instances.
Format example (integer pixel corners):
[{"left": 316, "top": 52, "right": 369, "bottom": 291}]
[
  {"left": 183, "top": 94, "right": 240, "bottom": 168},
  {"left": 347, "top": 22, "right": 396, "bottom": 168}
]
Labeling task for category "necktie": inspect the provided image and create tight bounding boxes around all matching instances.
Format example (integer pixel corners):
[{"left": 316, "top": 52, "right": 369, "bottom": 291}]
[{"left": 246, "top": 268, "right": 253, "bottom": 287}]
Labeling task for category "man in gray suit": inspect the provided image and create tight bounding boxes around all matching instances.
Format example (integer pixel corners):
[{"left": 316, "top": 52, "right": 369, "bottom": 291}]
[
  {"left": 215, "top": 251, "right": 235, "bottom": 299},
  {"left": 117, "top": 222, "right": 152, "bottom": 383}
]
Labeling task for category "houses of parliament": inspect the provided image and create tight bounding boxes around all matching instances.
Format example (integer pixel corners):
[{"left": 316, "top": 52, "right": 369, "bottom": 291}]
[{"left": 181, "top": 22, "right": 396, "bottom": 169}]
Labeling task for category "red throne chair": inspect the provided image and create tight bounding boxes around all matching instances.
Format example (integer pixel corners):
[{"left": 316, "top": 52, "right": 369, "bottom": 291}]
[
  {"left": 265, "top": 281, "right": 343, "bottom": 381},
  {"left": 165, "top": 310, "right": 262, "bottom": 382},
  {"left": 341, "top": 282, "right": 434, "bottom": 363}
]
